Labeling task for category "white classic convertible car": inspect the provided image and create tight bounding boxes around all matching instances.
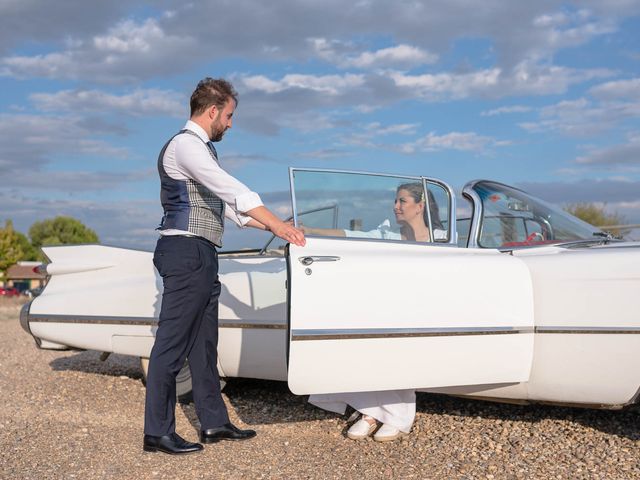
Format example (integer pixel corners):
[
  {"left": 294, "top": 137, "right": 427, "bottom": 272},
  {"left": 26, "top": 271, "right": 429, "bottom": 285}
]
[{"left": 20, "top": 168, "right": 640, "bottom": 408}]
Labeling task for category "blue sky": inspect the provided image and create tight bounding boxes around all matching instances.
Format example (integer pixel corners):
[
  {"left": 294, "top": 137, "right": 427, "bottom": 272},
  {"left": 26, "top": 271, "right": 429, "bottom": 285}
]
[{"left": 1, "top": 1, "right": 639, "bottom": 250}]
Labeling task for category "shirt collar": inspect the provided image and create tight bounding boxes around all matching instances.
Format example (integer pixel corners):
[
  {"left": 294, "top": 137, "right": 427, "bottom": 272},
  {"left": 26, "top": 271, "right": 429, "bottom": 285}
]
[{"left": 184, "top": 120, "right": 210, "bottom": 143}]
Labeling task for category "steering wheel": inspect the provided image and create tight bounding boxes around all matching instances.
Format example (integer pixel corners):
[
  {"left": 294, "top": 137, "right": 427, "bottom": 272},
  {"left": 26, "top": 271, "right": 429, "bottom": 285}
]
[{"left": 525, "top": 232, "right": 543, "bottom": 243}]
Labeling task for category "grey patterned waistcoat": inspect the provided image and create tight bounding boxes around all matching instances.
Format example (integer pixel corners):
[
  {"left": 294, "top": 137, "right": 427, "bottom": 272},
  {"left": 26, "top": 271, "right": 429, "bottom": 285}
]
[{"left": 157, "top": 129, "right": 225, "bottom": 246}]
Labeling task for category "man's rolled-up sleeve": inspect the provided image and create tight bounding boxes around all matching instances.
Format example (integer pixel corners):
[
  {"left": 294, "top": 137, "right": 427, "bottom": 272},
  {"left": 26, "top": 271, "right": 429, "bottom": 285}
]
[
  {"left": 225, "top": 206, "right": 252, "bottom": 227},
  {"left": 234, "top": 191, "right": 263, "bottom": 213}
]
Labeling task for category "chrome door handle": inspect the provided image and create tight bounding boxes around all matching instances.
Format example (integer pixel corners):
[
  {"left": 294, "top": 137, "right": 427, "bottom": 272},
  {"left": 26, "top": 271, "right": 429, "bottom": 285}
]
[{"left": 298, "top": 256, "right": 341, "bottom": 266}]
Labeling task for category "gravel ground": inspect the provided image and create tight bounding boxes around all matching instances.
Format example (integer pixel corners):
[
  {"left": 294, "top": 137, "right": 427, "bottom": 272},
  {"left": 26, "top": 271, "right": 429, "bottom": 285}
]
[{"left": 2, "top": 299, "right": 640, "bottom": 479}]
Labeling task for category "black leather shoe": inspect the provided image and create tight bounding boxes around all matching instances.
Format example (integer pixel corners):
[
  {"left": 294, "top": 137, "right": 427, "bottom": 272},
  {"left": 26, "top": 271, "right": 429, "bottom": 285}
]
[
  {"left": 200, "top": 423, "right": 257, "bottom": 443},
  {"left": 143, "top": 432, "right": 203, "bottom": 455}
]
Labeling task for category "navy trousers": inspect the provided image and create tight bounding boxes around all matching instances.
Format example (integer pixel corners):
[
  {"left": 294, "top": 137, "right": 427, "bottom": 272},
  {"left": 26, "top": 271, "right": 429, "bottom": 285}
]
[{"left": 144, "top": 235, "right": 229, "bottom": 436}]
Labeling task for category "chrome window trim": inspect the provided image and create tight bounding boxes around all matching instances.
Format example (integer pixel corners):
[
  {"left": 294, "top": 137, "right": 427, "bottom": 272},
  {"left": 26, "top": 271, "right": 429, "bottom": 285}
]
[
  {"left": 281, "top": 233, "right": 461, "bottom": 248},
  {"left": 289, "top": 167, "right": 297, "bottom": 229},
  {"left": 462, "top": 180, "right": 484, "bottom": 248},
  {"left": 289, "top": 168, "right": 458, "bottom": 246},
  {"left": 290, "top": 167, "right": 425, "bottom": 180},
  {"left": 423, "top": 177, "right": 457, "bottom": 246},
  {"left": 423, "top": 178, "right": 434, "bottom": 237},
  {"left": 461, "top": 179, "right": 608, "bottom": 250},
  {"left": 289, "top": 168, "right": 424, "bottom": 230}
]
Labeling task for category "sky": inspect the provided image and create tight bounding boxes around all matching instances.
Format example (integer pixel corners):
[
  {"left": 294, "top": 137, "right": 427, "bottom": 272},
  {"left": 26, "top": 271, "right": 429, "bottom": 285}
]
[{"left": 1, "top": 0, "right": 639, "bottom": 251}]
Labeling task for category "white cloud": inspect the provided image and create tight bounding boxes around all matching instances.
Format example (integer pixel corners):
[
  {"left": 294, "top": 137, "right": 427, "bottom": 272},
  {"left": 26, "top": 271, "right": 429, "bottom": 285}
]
[
  {"left": 93, "top": 19, "right": 163, "bottom": 54},
  {"left": 481, "top": 105, "right": 533, "bottom": 116},
  {"left": 233, "top": 59, "right": 615, "bottom": 138},
  {"left": 576, "top": 134, "right": 640, "bottom": 166},
  {"left": 589, "top": 78, "right": 640, "bottom": 101},
  {"left": 533, "top": 12, "right": 571, "bottom": 28},
  {"left": 390, "top": 68, "right": 499, "bottom": 99},
  {"left": 1, "top": 52, "right": 77, "bottom": 79},
  {"left": 519, "top": 95, "right": 640, "bottom": 136},
  {"left": 1, "top": 17, "right": 195, "bottom": 83},
  {"left": 0, "top": 191, "right": 161, "bottom": 250},
  {"left": 219, "top": 153, "right": 275, "bottom": 171},
  {"left": 235, "top": 73, "right": 374, "bottom": 135},
  {"left": 0, "top": 1, "right": 136, "bottom": 55},
  {"left": 240, "top": 73, "right": 365, "bottom": 95},
  {"left": 364, "top": 122, "right": 419, "bottom": 135},
  {"left": 400, "top": 131, "right": 509, "bottom": 154},
  {"left": 30, "top": 89, "right": 185, "bottom": 117},
  {"left": 346, "top": 44, "right": 438, "bottom": 69},
  {"left": 339, "top": 122, "right": 420, "bottom": 149},
  {"left": 243, "top": 66, "right": 581, "bottom": 133},
  {"left": 0, "top": 113, "right": 130, "bottom": 175},
  {"left": 531, "top": 9, "right": 616, "bottom": 55},
  {"left": 519, "top": 178, "right": 640, "bottom": 206},
  {"left": 8, "top": 170, "right": 154, "bottom": 191},
  {"left": 310, "top": 38, "right": 438, "bottom": 69},
  {"left": 1, "top": 1, "right": 632, "bottom": 86},
  {"left": 390, "top": 62, "right": 611, "bottom": 100},
  {"left": 298, "top": 148, "right": 352, "bottom": 160}
]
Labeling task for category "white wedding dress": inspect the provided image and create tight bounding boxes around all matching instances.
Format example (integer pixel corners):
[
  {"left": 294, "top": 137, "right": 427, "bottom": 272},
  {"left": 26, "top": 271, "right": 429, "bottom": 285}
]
[{"left": 308, "top": 390, "right": 416, "bottom": 432}]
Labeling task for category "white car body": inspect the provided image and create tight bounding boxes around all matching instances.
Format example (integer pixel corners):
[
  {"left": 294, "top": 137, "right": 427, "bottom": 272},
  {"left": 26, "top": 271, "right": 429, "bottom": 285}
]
[{"left": 21, "top": 169, "right": 640, "bottom": 408}]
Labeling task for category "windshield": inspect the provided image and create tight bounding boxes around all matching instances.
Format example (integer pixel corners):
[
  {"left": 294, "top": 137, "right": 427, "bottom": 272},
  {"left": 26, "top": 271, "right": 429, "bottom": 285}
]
[{"left": 472, "top": 181, "right": 603, "bottom": 248}]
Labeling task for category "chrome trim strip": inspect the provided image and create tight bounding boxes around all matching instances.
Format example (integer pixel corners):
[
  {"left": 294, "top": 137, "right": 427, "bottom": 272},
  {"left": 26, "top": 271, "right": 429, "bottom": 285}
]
[
  {"left": 27, "top": 314, "right": 640, "bottom": 336},
  {"left": 27, "top": 314, "right": 286, "bottom": 330},
  {"left": 292, "top": 325, "right": 640, "bottom": 341},
  {"left": 292, "top": 326, "right": 534, "bottom": 341},
  {"left": 219, "top": 322, "right": 286, "bottom": 330},
  {"left": 28, "top": 314, "right": 157, "bottom": 325},
  {"left": 536, "top": 326, "right": 640, "bottom": 334},
  {"left": 19, "top": 302, "right": 33, "bottom": 334}
]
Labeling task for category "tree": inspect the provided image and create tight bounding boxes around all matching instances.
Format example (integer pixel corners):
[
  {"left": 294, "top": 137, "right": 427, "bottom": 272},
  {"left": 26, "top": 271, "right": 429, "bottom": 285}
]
[
  {"left": 0, "top": 220, "right": 25, "bottom": 275},
  {"left": 565, "top": 203, "right": 626, "bottom": 236},
  {"left": 29, "top": 216, "right": 99, "bottom": 250},
  {"left": 14, "top": 230, "right": 38, "bottom": 261}
]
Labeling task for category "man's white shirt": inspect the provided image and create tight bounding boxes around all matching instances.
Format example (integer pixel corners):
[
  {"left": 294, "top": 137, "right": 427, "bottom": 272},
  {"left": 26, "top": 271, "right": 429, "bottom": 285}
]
[{"left": 160, "top": 120, "right": 263, "bottom": 236}]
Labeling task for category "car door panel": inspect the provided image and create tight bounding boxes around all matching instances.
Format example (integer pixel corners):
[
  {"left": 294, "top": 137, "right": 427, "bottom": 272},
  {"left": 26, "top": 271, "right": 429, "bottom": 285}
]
[{"left": 287, "top": 237, "right": 534, "bottom": 395}]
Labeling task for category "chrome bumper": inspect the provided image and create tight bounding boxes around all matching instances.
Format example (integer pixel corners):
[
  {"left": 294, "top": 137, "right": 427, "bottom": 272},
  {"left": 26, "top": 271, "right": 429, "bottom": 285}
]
[{"left": 19, "top": 301, "right": 42, "bottom": 348}]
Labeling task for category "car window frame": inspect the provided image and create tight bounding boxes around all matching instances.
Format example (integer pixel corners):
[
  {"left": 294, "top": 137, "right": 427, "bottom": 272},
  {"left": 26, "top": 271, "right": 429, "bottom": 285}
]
[{"left": 288, "top": 167, "right": 458, "bottom": 247}]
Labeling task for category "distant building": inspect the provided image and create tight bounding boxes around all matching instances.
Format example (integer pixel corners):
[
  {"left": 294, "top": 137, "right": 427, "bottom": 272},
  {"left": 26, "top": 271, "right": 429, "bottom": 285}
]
[{"left": 6, "top": 261, "right": 46, "bottom": 292}]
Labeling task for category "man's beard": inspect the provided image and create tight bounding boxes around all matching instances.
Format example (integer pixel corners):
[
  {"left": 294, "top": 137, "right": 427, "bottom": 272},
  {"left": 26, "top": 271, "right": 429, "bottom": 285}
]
[{"left": 211, "top": 121, "right": 226, "bottom": 142}]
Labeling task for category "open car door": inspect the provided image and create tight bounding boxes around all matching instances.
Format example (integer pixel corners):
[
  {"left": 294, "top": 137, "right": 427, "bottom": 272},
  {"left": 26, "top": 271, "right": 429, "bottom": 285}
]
[{"left": 286, "top": 169, "right": 534, "bottom": 395}]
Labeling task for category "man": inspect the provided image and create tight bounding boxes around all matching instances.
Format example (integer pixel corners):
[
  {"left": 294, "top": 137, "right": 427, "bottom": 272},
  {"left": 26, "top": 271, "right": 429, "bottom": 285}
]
[{"left": 143, "top": 77, "right": 305, "bottom": 455}]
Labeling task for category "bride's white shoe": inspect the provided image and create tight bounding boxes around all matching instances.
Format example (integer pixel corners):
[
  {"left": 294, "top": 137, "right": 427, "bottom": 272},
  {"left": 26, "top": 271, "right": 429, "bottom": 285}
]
[
  {"left": 373, "top": 423, "right": 407, "bottom": 442},
  {"left": 346, "top": 416, "right": 377, "bottom": 440}
]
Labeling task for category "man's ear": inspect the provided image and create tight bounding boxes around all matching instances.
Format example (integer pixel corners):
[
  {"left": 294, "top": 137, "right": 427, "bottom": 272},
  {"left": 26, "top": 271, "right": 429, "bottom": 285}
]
[{"left": 209, "top": 104, "right": 218, "bottom": 118}]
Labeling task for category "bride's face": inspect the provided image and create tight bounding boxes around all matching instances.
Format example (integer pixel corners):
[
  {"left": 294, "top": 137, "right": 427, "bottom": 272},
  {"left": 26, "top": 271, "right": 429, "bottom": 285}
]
[{"left": 394, "top": 189, "right": 424, "bottom": 225}]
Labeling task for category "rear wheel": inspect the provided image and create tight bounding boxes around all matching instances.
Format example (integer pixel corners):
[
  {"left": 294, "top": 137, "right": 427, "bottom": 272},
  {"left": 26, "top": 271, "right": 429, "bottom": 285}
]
[
  {"left": 139, "top": 357, "right": 192, "bottom": 403},
  {"left": 139, "top": 358, "right": 225, "bottom": 403}
]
